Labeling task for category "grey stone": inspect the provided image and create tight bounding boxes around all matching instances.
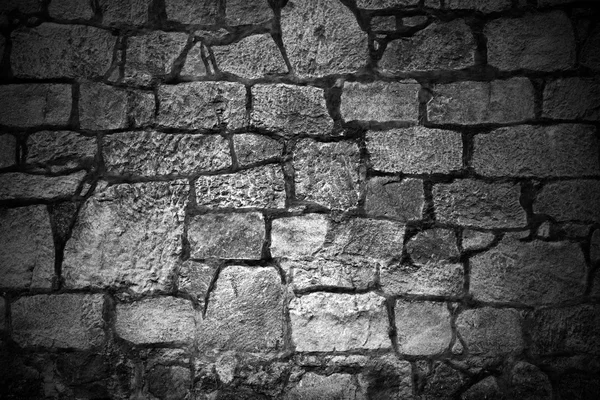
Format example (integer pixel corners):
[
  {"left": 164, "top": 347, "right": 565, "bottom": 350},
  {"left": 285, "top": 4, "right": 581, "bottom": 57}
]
[
  {"left": 534, "top": 180, "right": 600, "bottom": 222},
  {"left": 581, "top": 25, "right": 600, "bottom": 70},
  {"left": 367, "top": 127, "right": 462, "bottom": 174},
  {"left": 0, "top": 134, "right": 16, "bottom": 168},
  {"left": 434, "top": 180, "right": 526, "bottom": 228},
  {"left": 289, "top": 292, "right": 390, "bottom": 351},
  {"left": 357, "top": 0, "right": 420, "bottom": 8},
  {"left": 403, "top": 15, "right": 428, "bottom": 26},
  {"left": 225, "top": 0, "right": 273, "bottom": 25},
  {"left": 188, "top": 212, "right": 265, "bottom": 259},
  {"left": 282, "top": 258, "right": 376, "bottom": 291},
  {"left": 407, "top": 229, "right": 459, "bottom": 265},
  {"left": 380, "top": 262, "right": 464, "bottom": 296},
  {"left": 26, "top": 131, "right": 96, "bottom": 173},
  {"left": 213, "top": 34, "right": 286, "bottom": 79},
  {"left": 159, "top": 82, "right": 247, "bottom": 130},
  {"left": 165, "top": 0, "right": 218, "bottom": 24},
  {"left": 195, "top": 164, "right": 286, "bottom": 208},
  {"left": 444, "top": 0, "right": 512, "bottom": 12},
  {"left": 147, "top": 365, "right": 191, "bottom": 400},
  {"left": 271, "top": 214, "right": 330, "bottom": 258},
  {"left": 63, "top": 180, "right": 188, "bottom": 293},
  {"left": 49, "top": 0, "right": 94, "bottom": 19},
  {"left": 233, "top": 134, "right": 282, "bottom": 166},
  {"left": 509, "top": 362, "right": 553, "bottom": 400},
  {"left": 99, "top": 0, "right": 152, "bottom": 25},
  {"left": 176, "top": 261, "right": 216, "bottom": 302},
  {"left": 285, "top": 373, "right": 365, "bottom": 400},
  {"left": 462, "top": 230, "right": 495, "bottom": 251},
  {"left": 0, "top": 297, "right": 4, "bottom": 330},
  {"left": 103, "top": 131, "right": 230, "bottom": 176},
  {"left": 181, "top": 42, "right": 209, "bottom": 76},
  {"left": 456, "top": 308, "right": 524, "bottom": 356},
  {"left": 0, "top": 206, "right": 54, "bottom": 290},
  {"left": 281, "top": 0, "right": 368, "bottom": 78},
  {"left": 543, "top": 77, "right": 600, "bottom": 121},
  {"left": 0, "top": 171, "right": 85, "bottom": 201},
  {"left": 461, "top": 376, "right": 504, "bottom": 400},
  {"left": 371, "top": 16, "right": 396, "bottom": 31},
  {"left": 0, "top": 0, "right": 41, "bottom": 13},
  {"left": 591, "top": 229, "right": 600, "bottom": 265},
  {"left": 12, "top": 23, "right": 115, "bottom": 79},
  {"left": 116, "top": 297, "right": 196, "bottom": 344},
  {"left": 294, "top": 140, "right": 360, "bottom": 210},
  {"left": 428, "top": 78, "right": 535, "bottom": 124},
  {"left": 418, "top": 361, "right": 468, "bottom": 399},
  {"left": 357, "top": 356, "right": 413, "bottom": 399},
  {"left": 341, "top": 81, "right": 419, "bottom": 122},
  {"left": 395, "top": 300, "right": 452, "bottom": 355},
  {"left": 0, "top": 84, "right": 72, "bottom": 127},
  {"left": 365, "top": 177, "right": 424, "bottom": 221},
  {"left": 12, "top": 294, "right": 104, "bottom": 349}
]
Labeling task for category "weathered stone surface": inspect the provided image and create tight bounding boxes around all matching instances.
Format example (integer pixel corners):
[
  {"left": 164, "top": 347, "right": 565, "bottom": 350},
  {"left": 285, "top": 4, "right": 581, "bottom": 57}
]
[
  {"left": 176, "top": 261, "right": 215, "bottom": 302},
  {"left": 462, "top": 230, "right": 495, "bottom": 251},
  {"left": 367, "top": 127, "right": 462, "bottom": 174},
  {"left": 581, "top": 25, "right": 600, "bottom": 70},
  {"left": 225, "top": 0, "right": 273, "bottom": 25},
  {"left": 213, "top": 34, "right": 286, "bottom": 79},
  {"left": 461, "top": 376, "right": 504, "bottom": 400},
  {"left": 165, "top": 0, "right": 218, "bottom": 24},
  {"left": 357, "top": 0, "right": 419, "bottom": 8},
  {"left": 252, "top": 84, "right": 332, "bottom": 135},
  {"left": 341, "top": 81, "right": 419, "bottom": 122},
  {"left": 233, "top": 134, "right": 282, "bottom": 166},
  {"left": 63, "top": 180, "right": 188, "bottom": 293},
  {"left": 434, "top": 180, "right": 526, "bottom": 228},
  {"left": 417, "top": 361, "right": 468, "bottom": 399},
  {"left": 0, "top": 84, "right": 72, "bottom": 127},
  {"left": 283, "top": 258, "right": 376, "bottom": 291},
  {"left": 407, "top": 229, "right": 459, "bottom": 265},
  {"left": 281, "top": 0, "right": 368, "bottom": 78},
  {"left": 26, "top": 131, "right": 96, "bottom": 173},
  {"left": 365, "top": 177, "right": 424, "bottom": 221},
  {"left": 181, "top": 42, "right": 209, "bottom": 76},
  {"left": 116, "top": 297, "right": 196, "bottom": 344},
  {"left": 0, "top": 0, "right": 41, "bottom": 13},
  {"left": 443, "top": 0, "right": 511, "bottom": 12},
  {"left": 159, "top": 82, "right": 246, "bottom": 129},
  {"left": 470, "top": 234, "right": 587, "bottom": 305},
  {"left": 0, "top": 297, "right": 4, "bottom": 330},
  {"left": 289, "top": 292, "right": 390, "bottom": 351},
  {"left": 49, "top": 0, "right": 94, "bottom": 19},
  {"left": 591, "top": 229, "right": 600, "bottom": 265},
  {"left": 99, "top": 0, "right": 151, "bottom": 25},
  {"left": 146, "top": 365, "right": 190, "bottom": 400},
  {"left": 428, "top": 78, "right": 535, "bottom": 124},
  {"left": 12, "top": 294, "right": 104, "bottom": 349},
  {"left": 380, "top": 19, "right": 475, "bottom": 72},
  {"left": 271, "top": 214, "right": 329, "bottom": 258},
  {"left": 294, "top": 140, "right": 360, "bottom": 210},
  {"left": 357, "top": 356, "right": 413, "bottom": 399},
  {"left": 543, "top": 77, "right": 600, "bottom": 121},
  {"left": 371, "top": 16, "right": 396, "bottom": 31},
  {"left": 285, "top": 373, "right": 365, "bottom": 400},
  {"left": 103, "top": 132, "right": 230, "bottom": 176},
  {"left": 534, "top": 180, "right": 600, "bottom": 222},
  {"left": 509, "top": 362, "right": 553, "bottom": 400},
  {"left": 12, "top": 23, "right": 114, "bottom": 79},
  {"left": 195, "top": 164, "right": 285, "bottom": 208},
  {"left": 473, "top": 124, "right": 600, "bottom": 177},
  {"left": 381, "top": 262, "right": 464, "bottom": 296},
  {"left": 199, "top": 266, "right": 284, "bottom": 352},
  {"left": 0, "top": 171, "right": 85, "bottom": 201},
  {"left": 188, "top": 212, "right": 265, "bottom": 259},
  {"left": 456, "top": 308, "right": 524, "bottom": 356},
  {"left": 0, "top": 134, "right": 16, "bottom": 168},
  {"left": 395, "top": 300, "right": 452, "bottom": 355}
]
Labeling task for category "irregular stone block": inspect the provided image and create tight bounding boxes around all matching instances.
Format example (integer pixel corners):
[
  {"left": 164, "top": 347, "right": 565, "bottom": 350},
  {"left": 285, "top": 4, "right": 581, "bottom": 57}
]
[
  {"left": 12, "top": 294, "right": 104, "bottom": 349},
  {"left": 456, "top": 308, "right": 524, "bottom": 356},
  {"left": 294, "top": 139, "right": 360, "bottom": 210},
  {"left": 442, "top": 0, "right": 511, "bottom": 12},
  {"left": 213, "top": 34, "right": 286, "bottom": 79},
  {"left": 509, "top": 362, "right": 553, "bottom": 400},
  {"left": 0, "top": 171, "right": 85, "bottom": 201},
  {"left": 176, "top": 261, "right": 216, "bottom": 302},
  {"left": 289, "top": 292, "right": 390, "bottom": 351},
  {"left": 462, "top": 230, "right": 495, "bottom": 251},
  {"left": 281, "top": 0, "right": 367, "bottom": 78},
  {"left": 63, "top": 180, "right": 188, "bottom": 293},
  {"left": 26, "top": 131, "right": 96, "bottom": 173},
  {"left": 461, "top": 376, "right": 504, "bottom": 400},
  {"left": 103, "top": 131, "right": 230, "bottom": 176},
  {"left": 0, "top": 84, "right": 72, "bottom": 127},
  {"left": 285, "top": 373, "right": 365, "bottom": 400},
  {"left": 282, "top": 258, "right": 376, "bottom": 291},
  {"left": 165, "top": 0, "right": 218, "bottom": 24},
  {"left": 534, "top": 180, "right": 600, "bottom": 222},
  {"left": 116, "top": 297, "right": 196, "bottom": 344},
  {"left": 395, "top": 300, "right": 452, "bottom": 355},
  {"left": 417, "top": 361, "right": 468, "bottom": 399},
  {"left": 0, "top": 0, "right": 41, "bottom": 13},
  {"left": 380, "top": 262, "right": 463, "bottom": 296},
  {"left": 367, "top": 127, "right": 462, "bottom": 174},
  {"left": 407, "top": 228, "right": 459, "bottom": 265},
  {"left": 356, "top": 0, "right": 420, "bottom": 9},
  {"left": 99, "top": 0, "right": 151, "bottom": 25},
  {"left": 233, "top": 134, "right": 282, "bottom": 166},
  {"left": 199, "top": 266, "right": 284, "bottom": 351},
  {"left": 357, "top": 356, "right": 413, "bottom": 399},
  {"left": 271, "top": 214, "right": 329, "bottom": 258},
  {"left": 49, "top": 0, "right": 94, "bottom": 19},
  {"left": 428, "top": 78, "right": 535, "bottom": 124},
  {"left": 581, "top": 25, "right": 600, "bottom": 70},
  {"left": 188, "top": 212, "right": 265, "bottom": 259},
  {"left": 365, "top": 177, "right": 424, "bottom": 221},
  {"left": 12, "top": 23, "right": 115, "bottom": 79},
  {"left": 433, "top": 180, "right": 527, "bottom": 228},
  {"left": 341, "top": 81, "right": 419, "bottom": 122},
  {"left": 543, "top": 77, "right": 600, "bottom": 121},
  {"left": 225, "top": 0, "right": 273, "bottom": 25},
  {"left": 0, "top": 134, "right": 17, "bottom": 168}
]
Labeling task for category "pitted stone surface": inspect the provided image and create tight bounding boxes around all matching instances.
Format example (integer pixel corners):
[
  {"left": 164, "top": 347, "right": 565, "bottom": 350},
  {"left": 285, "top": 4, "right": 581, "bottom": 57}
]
[
  {"left": 0, "top": 171, "right": 85, "bottom": 201},
  {"left": 99, "top": 0, "right": 152, "bottom": 25},
  {"left": 285, "top": 373, "right": 365, "bottom": 400},
  {"left": 365, "top": 177, "right": 424, "bottom": 220},
  {"left": 0, "top": 297, "right": 5, "bottom": 330},
  {"left": 233, "top": 134, "right": 283, "bottom": 166},
  {"left": 380, "top": 262, "right": 464, "bottom": 296},
  {"left": 49, "top": 0, "right": 95, "bottom": 19},
  {"left": 26, "top": 131, "right": 96, "bottom": 173},
  {"left": 165, "top": 0, "right": 218, "bottom": 24},
  {"left": 181, "top": 42, "right": 209, "bottom": 76},
  {"left": 271, "top": 214, "right": 330, "bottom": 258},
  {"left": 395, "top": 300, "right": 452, "bottom": 355},
  {"left": 407, "top": 228, "right": 459, "bottom": 265},
  {"left": 282, "top": 258, "right": 376, "bottom": 291},
  {"left": 462, "top": 230, "right": 495, "bottom": 251},
  {"left": 456, "top": 308, "right": 524, "bottom": 356},
  {"left": 543, "top": 77, "right": 600, "bottom": 121},
  {"left": 176, "top": 261, "right": 216, "bottom": 302},
  {"left": 225, "top": 0, "right": 272, "bottom": 25},
  {"left": 0, "top": 134, "right": 17, "bottom": 168},
  {"left": 534, "top": 180, "right": 600, "bottom": 222},
  {"left": 417, "top": 361, "right": 468, "bottom": 399},
  {"left": 341, "top": 81, "right": 419, "bottom": 122},
  {"left": 0, "top": 84, "right": 72, "bottom": 127}
]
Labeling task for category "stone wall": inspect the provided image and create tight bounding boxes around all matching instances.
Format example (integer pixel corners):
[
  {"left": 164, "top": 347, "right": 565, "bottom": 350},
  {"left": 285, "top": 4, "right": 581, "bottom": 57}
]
[{"left": 0, "top": 0, "right": 599, "bottom": 399}]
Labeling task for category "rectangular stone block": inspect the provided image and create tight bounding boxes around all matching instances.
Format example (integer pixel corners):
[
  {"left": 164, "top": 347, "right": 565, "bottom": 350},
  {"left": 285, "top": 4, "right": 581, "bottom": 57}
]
[
  {"left": 534, "top": 180, "right": 600, "bottom": 222},
  {"left": 225, "top": 0, "right": 273, "bottom": 25},
  {"left": 233, "top": 133, "right": 283, "bottom": 166},
  {"left": 99, "top": 0, "right": 152, "bottom": 25},
  {"left": 49, "top": 0, "right": 94, "bottom": 19},
  {"left": 365, "top": 177, "right": 424, "bottom": 221},
  {"left": 282, "top": 258, "right": 376, "bottom": 291},
  {"left": 271, "top": 214, "right": 329, "bottom": 258},
  {"left": 341, "top": 81, "right": 419, "bottom": 122},
  {"left": 286, "top": 373, "right": 365, "bottom": 400},
  {"left": 0, "top": 84, "right": 72, "bottom": 127},
  {"left": 381, "top": 262, "right": 463, "bottom": 296},
  {"left": 213, "top": 34, "right": 286, "bottom": 79},
  {"left": 0, "top": 171, "right": 85, "bottom": 201},
  {"left": 543, "top": 77, "right": 600, "bottom": 121},
  {"left": 395, "top": 300, "right": 452, "bottom": 355},
  {"left": 0, "top": 134, "right": 17, "bottom": 168},
  {"left": 26, "top": 131, "right": 96, "bottom": 173},
  {"left": 165, "top": 0, "right": 218, "bottom": 24}
]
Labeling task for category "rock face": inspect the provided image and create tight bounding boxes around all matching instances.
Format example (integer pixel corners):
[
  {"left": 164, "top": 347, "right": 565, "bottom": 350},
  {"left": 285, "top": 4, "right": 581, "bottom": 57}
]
[
  {"left": 0, "top": 134, "right": 16, "bottom": 168},
  {"left": 380, "top": 261, "right": 463, "bottom": 296},
  {"left": 49, "top": 0, "right": 95, "bottom": 19},
  {"left": 509, "top": 362, "right": 553, "bottom": 400},
  {"left": 271, "top": 214, "right": 329, "bottom": 258},
  {"left": 212, "top": 34, "right": 287, "bottom": 78},
  {"left": 0, "top": 171, "right": 86, "bottom": 201},
  {"left": 99, "top": 0, "right": 152, "bottom": 25},
  {"left": 285, "top": 373, "right": 365, "bottom": 400},
  {"left": 165, "top": 0, "right": 218, "bottom": 24},
  {"left": 543, "top": 77, "right": 600, "bottom": 121},
  {"left": 225, "top": 0, "right": 273, "bottom": 25},
  {"left": 365, "top": 177, "right": 424, "bottom": 221},
  {"left": 340, "top": 81, "right": 419, "bottom": 122},
  {"left": 0, "top": 84, "right": 72, "bottom": 127},
  {"left": 395, "top": 300, "right": 452, "bottom": 355},
  {"left": 534, "top": 180, "right": 600, "bottom": 222},
  {"left": 233, "top": 134, "right": 283, "bottom": 166},
  {"left": 283, "top": 258, "right": 376, "bottom": 291},
  {"left": 26, "top": 131, "right": 96, "bottom": 173}
]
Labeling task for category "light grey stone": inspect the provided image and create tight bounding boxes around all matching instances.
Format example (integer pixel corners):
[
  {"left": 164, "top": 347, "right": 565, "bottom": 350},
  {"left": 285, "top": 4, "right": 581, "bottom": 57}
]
[
  {"left": 534, "top": 180, "right": 600, "bottom": 222},
  {"left": 99, "top": 0, "right": 152, "bottom": 25},
  {"left": 380, "top": 262, "right": 464, "bottom": 296},
  {"left": 225, "top": 0, "right": 273, "bottom": 25},
  {"left": 341, "top": 81, "right": 419, "bottom": 122},
  {"left": 456, "top": 308, "right": 524, "bottom": 356},
  {"left": 165, "top": 0, "right": 218, "bottom": 24},
  {"left": 233, "top": 134, "right": 282, "bottom": 166},
  {"left": 27, "top": 131, "right": 96, "bottom": 173},
  {"left": 0, "top": 171, "right": 85, "bottom": 201},
  {"left": 271, "top": 214, "right": 330, "bottom": 258},
  {"left": 213, "top": 34, "right": 286, "bottom": 79},
  {"left": 407, "top": 228, "right": 459, "bottom": 265},
  {"left": 0, "top": 84, "right": 72, "bottom": 127},
  {"left": 176, "top": 261, "right": 216, "bottom": 302},
  {"left": 282, "top": 258, "right": 376, "bottom": 291},
  {"left": 285, "top": 373, "right": 365, "bottom": 400},
  {"left": 462, "top": 230, "right": 495, "bottom": 251},
  {"left": 395, "top": 300, "right": 452, "bottom": 355},
  {"left": 181, "top": 42, "right": 209, "bottom": 76},
  {"left": 357, "top": 0, "right": 420, "bottom": 8},
  {"left": 365, "top": 177, "right": 424, "bottom": 221}
]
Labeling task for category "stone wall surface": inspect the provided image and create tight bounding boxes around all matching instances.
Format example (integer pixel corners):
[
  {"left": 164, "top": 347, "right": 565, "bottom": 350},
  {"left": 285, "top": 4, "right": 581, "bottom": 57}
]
[{"left": 0, "top": 0, "right": 598, "bottom": 399}]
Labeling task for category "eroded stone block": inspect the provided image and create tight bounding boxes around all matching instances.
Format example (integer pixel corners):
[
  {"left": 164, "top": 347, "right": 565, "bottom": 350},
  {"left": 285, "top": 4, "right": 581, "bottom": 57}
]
[
  {"left": 0, "top": 172, "right": 85, "bottom": 201},
  {"left": 456, "top": 308, "right": 524, "bottom": 356},
  {"left": 341, "top": 81, "right": 419, "bottom": 122},
  {"left": 380, "top": 262, "right": 463, "bottom": 296},
  {"left": 213, "top": 34, "right": 286, "bottom": 79},
  {"left": 395, "top": 300, "right": 452, "bottom": 355},
  {"left": 165, "top": 0, "right": 218, "bottom": 24},
  {"left": 271, "top": 214, "right": 329, "bottom": 258}
]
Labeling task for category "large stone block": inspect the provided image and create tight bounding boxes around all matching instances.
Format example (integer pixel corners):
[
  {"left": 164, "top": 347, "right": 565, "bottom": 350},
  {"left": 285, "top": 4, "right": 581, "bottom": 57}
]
[
  {"left": 407, "top": 228, "right": 459, "bottom": 265},
  {"left": 12, "top": 294, "right": 105, "bottom": 349},
  {"left": 99, "top": 0, "right": 152, "bottom": 25},
  {"left": 176, "top": 261, "right": 216, "bottom": 302},
  {"left": 365, "top": 177, "right": 424, "bottom": 221},
  {"left": 285, "top": 373, "right": 365, "bottom": 400},
  {"left": 233, "top": 134, "right": 283, "bottom": 166},
  {"left": 456, "top": 308, "right": 524, "bottom": 356},
  {"left": 0, "top": 84, "right": 72, "bottom": 127},
  {"left": 282, "top": 258, "right": 376, "bottom": 291},
  {"left": 534, "top": 180, "right": 600, "bottom": 222},
  {"left": 213, "top": 34, "right": 286, "bottom": 79},
  {"left": 340, "top": 81, "right": 419, "bottom": 122},
  {"left": 271, "top": 214, "right": 329, "bottom": 258},
  {"left": 225, "top": 0, "right": 273, "bottom": 25},
  {"left": 26, "top": 131, "right": 96, "bottom": 173},
  {"left": 543, "top": 77, "right": 600, "bottom": 121},
  {"left": 0, "top": 171, "right": 85, "bottom": 201},
  {"left": 461, "top": 376, "right": 504, "bottom": 400},
  {"left": 441, "top": 0, "right": 512, "bottom": 12},
  {"left": 381, "top": 262, "right": 463, "bottom": 296},
  {"left": 395, "top": 300, "right": 452, "bottom": 355},
  {"left": 0, "top": 134, "right": 17, "bottom": 168},
  {"left": 49, "top": 0, "right": 94, "bottom": 19},
  {"left": 165, "top": 0, "right": 218, "bottom": 24},
  {"left": 63, "top": 180, "right": 188, "bottom": 293}
]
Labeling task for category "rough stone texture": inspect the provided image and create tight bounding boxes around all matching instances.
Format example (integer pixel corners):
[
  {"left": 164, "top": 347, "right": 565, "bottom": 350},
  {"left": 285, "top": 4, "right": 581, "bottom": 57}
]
[
  {"left": 591, "top": 229, "right": 600, "bottom": 265},
  {"left": 473, "top": 124, "right": 600, "bottom": 177},
  {"left": 103, "top": 131, "right": 230, "bottom": 176},
  {"left": 0, "top": 171, "right": 85, "bottom": 201},
  {"left": 341, "top": 81, "right": 419, "bottom": 122},
  {"left": 434, "top": 180, "right": 526, "bottom": 228},
  {"left": 251, "top": 84, "right": 333, "bottom": 135},
  {"left": 289, "top": 292, "right": 390, "bottom": 352},
  {"left": 12, "top": 294, "right": 105, "bottom": 349},
  {"left": 0, "top": 297, "right": 4, "bottom": 330},
  {"left": 294, "top": 140, "right": 360, "bottom": 210},
  {"left": 543, "top": 77, "right": 600, "bottom": 121},
  {"left": 271, "top": 214, "right": 329, "bottom": 258},
  {"left": 146, "top": 365, "right": 190, "bottom": 400},
  {"left": 159, "top": 82, "right": 246, "bottom": 130},
  {"left": 213, "top": 34, "right": 286, "bottom": 79},
  {"left": 0, "top": 206, "right": 54, "bottom": 290},
  {"left": 0, "top": 0, "right": 41, "bottom": 13},
  {"left": 428, "top": 78, "right": 535, "bottom": 124},
  {"left": 26, "top": 131, "right": 96, "bottom": 173},
  {"left": 417, "top": 361, "right": 468, "bottom": 399},
  {"left": 165, "top": 0, "right": 218, "bottom": 24},
  {"left": 0, "top": 134, "right": 17, "bottom": 168},
  {"left": 181, "top": 42, "right": 209, "bottom": 76},
  {"left": 395, "top": 300, "right": 452, "bottom": 355},
  {"left": 188, "top": 212, "right": 265, "bottom": 259},
  {"left": 198, "top": 266, "right": 284, "bottom": 352},
  {"left": 365, "top": 177, "right": 424, "bottom": 221},
  {"left": 115, "top": 297, "right": 196, "bottom": 344},
  {"left": 281, "top": 0, "right": 368, "bottom": 78},
  {"left": 581, "top": 25, "right": 600, "bottom": 70},
  {"left": 462, "top": 230, "right": 495, "bottom": 251},
  {"left": 176, "top": 261, "right": 215, "bottom": 302},
  {"left": 99, "top": 0, "right": 151, "bottom": 25},
  {"left": 509, "top": 362, "right": 553, "bottom": 400},
  {"left": 63, "top": 180, "right": 188, "bottom": 293},
  {"left": 285, "top": 373, "right": 365, "bottom": 400},
  {"left": 367, "top": 127, "right": 463, "bottom": 174},
  {"left": 49, "top": 0, "right": 94, "bottom": 19},
  {"left": 461, "top": 376, "right": 504, "bottom": 400},
  {"left": 380, "top": 262, "right": 464, "bottom": 296},
  {"left": 11, "top": 23, "right": 115, "bottom": 79},
  {"left": 443, "top": 0, "right": 511, "bottom": 12},
  {"left": 282, "top": 258, "right": 376, "bottom": 291},
  {"left": 225, "top": 0, "right": 273, "bottom": 25},
  {"left": 357, "top": 356, "right": 413, "bottom": 399},
  {"left": 371, "top": 16, "right": 396, "bottom": 31},
  {"left": 0, "top": 84, "right": 72, "bottom": 127},
  {"left": 356, "top": 0, "right": 420, "bottom": 8},
  {"left": 534, "top": 180, "right": 600, "bottom": 222},
  {"left": 195, "top": 164, "right": 286, "bottom": 208},
  {"left": 407, "top": 229, "right": 459, "bottom": 265},
  {"left": 470, "top": 234, "right": 587, "bottom": 305},
  {"left": 456, "top": 308, "right": 524, "bottom": 356},
  {"left": 486, "top": 12, "right": 575, "bottom": 71},
  {"left": 380, "top": 19, "right": 475, "bottom": 72},
  {"left": 233, "top": 134, "right": 283, "bottom": 166}
]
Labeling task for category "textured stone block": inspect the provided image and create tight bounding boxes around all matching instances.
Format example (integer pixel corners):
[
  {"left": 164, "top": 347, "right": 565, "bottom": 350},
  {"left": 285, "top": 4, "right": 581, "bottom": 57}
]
[
  {"left": 12, "top": 294, "right": 104, "bottom": 349},
  {"left": 116, "top": 297, "right": 196, "bottom": 344},
  {"left": 271, "top": 214, "right": 329, "bottom": 258},
  {"left": 428, "top": 78, "right": 535, "bottom": 124},
  {"left": 433, "top": 180, "right": 527, "bottom": 228},
  {"left": 358, "top": 356, "right": 413, "bottom": 399},
  {"left": 213, "top": 34, "right": 286, "bottom": 79},
  {"left": 12, "top": 24, "right": 114, "bottom": 79},
  {"left": 176, "top": 261, "right": 216, "bottom": 302},
  {"left": 462, "top": 230, "right": 495, "bottom": 251},
  {"left": 0, "top": 297, "right": 4, "bottom": 330},
  {"left": 0, "top": 134, "right": 17, "bottom": 168},
  {"left": 341, "top": 81, "right": 419, "bottom": 122},
  {"left": 281, "top": 0, "right": 367, "bottom": 78},
  {"left": 0, "top": 84, "right": 72, "bottom": 127},
  {"left": 407, "top": 228, "right": 459, "bottom": 265},
  {"left": 442, "top": 0, "right": 511, "bottom": 12},
  {"left": 456, "top": 308, "right": 524, "bottom": 356},
  {"left": 49, "top": 0, "right": 94, "bottom": 19},
  {"left": 146, "top": 365, "right": 191, "bottom": 400},
  {"left": 294, "top": 140, "right": 360, "bottom": 210},
  {"left": 26, "top": 131, "right": 96, "bottom": 173},
  {"left": 356, "top": 0, "right": 420, "bottom": 8},
  {"left": 534, "top": 180, "right": 600, "bottom": 222},
  {"left": 181, "top": 42, "right": 209, "bottom": 76},
  {"left": 165, "top": 0, "right": 218, "bottom": 24},
  {"left": 225, "top": 0, "right": 273, "bottom": 25},
  {"left": 289, "top": 292, "right": 390, "bottom": 351},
  {"left": 0, "top": 172, "right": 85, "bottom": 201},
  {"left": 380, "top": 262, "right": 463, "bottom": 296},
  {"left": 543, "top": 77, "right": 600, "bottom": 121},
  {"left": 63, "top": 180, "right": 188, "bottom": 293},
  {"left": 99, "top": 0, "right": 152, "bottom": 25},
  {"left": 581, "top": 26, "right": 600, "bottom": 70},
  {"left": 365, "top": 177, "right": 424, "bottom": 220},
  {"left": 285, "top": 373, "right": 365, "bottom": 400},
  {"left": 282, "top": 258, "right": 376, "bottom": 291},
  {"left": 509, "top": 362, "right": 553, "bottom": 400},
  {"left": 233, "top": 134, "right": 282, "bottom": 166},
  {"left": 367, "top": 127, "right": 462, "bottom": 174},
  {"left": 395, "top": 300, "right": 452, "bottom": 355}
]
